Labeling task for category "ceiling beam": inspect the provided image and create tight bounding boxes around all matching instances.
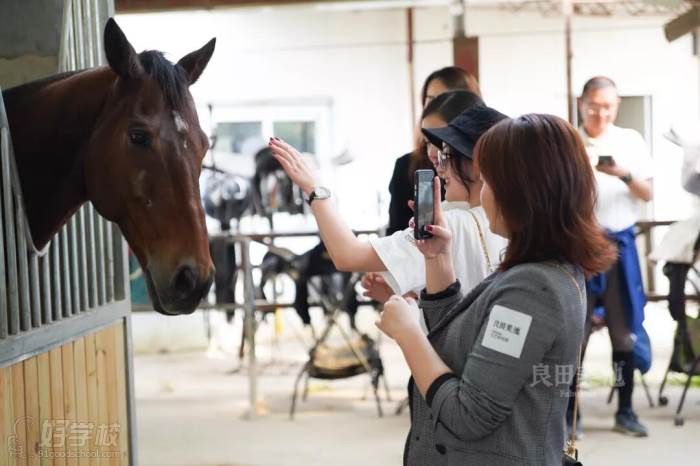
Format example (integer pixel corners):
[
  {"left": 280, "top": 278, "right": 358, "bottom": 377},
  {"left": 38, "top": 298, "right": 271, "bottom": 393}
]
[
  {"left": 664, "top": 6, "right": 700, "bottom": 42},
  {"left": 115, "top": 0, "right": 339, "bottom": 13}
]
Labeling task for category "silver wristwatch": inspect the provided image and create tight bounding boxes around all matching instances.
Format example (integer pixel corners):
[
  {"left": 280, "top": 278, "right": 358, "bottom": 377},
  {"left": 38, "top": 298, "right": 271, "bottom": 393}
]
[{"left": 307, "top": 186, "right": 331, "bottom": 205}]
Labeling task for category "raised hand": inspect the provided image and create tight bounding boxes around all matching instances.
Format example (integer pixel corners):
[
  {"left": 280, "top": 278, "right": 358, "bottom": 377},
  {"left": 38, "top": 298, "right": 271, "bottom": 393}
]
[{"left": 268, "top": 137, "right": 317, "bottom": 195}]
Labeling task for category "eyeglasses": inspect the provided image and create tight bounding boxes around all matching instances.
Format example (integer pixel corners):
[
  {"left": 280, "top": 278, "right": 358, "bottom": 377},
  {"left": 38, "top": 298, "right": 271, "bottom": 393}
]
[
  {"left": 437, "top": 143, "right": 452, "bottom": 171},
  {"left": 583, "top": 102, "right": 617, "bottom": 116}
]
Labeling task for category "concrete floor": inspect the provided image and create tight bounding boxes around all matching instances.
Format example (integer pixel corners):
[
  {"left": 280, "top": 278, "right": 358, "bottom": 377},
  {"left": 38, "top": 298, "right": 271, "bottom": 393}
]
[{"left": 134, "top": 304, "right": 700, "bottom": 466}]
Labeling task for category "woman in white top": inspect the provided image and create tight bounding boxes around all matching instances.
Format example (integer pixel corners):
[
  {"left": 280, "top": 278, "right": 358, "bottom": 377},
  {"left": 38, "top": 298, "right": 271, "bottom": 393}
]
[{"left": 267, "top": 94, "right": 507, "bottom": 301}]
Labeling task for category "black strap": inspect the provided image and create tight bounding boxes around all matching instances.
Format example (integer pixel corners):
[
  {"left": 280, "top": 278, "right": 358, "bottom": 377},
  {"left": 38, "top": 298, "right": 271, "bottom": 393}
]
[{"left": 426, "top": 373, "right": 459, "bottom": 407}]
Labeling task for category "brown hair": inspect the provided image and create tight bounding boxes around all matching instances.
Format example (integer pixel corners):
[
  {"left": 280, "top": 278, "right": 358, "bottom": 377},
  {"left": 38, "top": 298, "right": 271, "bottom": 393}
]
[
  {"left": 420, "top": 66, "right": 481, "bottom": 106},
  {"left": 475, "top": 113, "right": 616, "bottom": 276},
  {"left": 409, "top": 67, "right": 481, "bottom": 175}
]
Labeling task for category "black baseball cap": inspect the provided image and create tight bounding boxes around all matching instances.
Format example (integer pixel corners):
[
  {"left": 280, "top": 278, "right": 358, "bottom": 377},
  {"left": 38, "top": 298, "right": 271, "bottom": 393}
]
[{"left": 422, "top": 105, "right": 508, "bottom": 159}]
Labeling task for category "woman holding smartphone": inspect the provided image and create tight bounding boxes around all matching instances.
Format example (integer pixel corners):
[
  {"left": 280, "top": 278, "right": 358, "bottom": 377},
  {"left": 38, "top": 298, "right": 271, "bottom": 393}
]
[
  {"left": 268, "top": 93, "right": 507, "bottom": 306},
  {"left": 376, "top": 114, "right": 617, "bottom": 465}
]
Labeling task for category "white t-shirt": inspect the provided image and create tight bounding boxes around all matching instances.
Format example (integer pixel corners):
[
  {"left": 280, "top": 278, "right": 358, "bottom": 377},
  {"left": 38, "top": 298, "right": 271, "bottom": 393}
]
[
  {"left": 369, "top": 202, "right": 507, "bottom": 296},
  {"left": 580, "top": 125, "right": 653, "bottom": 232}
]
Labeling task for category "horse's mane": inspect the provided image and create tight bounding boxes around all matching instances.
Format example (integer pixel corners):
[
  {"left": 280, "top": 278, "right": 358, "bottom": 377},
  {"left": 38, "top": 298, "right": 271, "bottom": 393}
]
[
  {"left": 139, "top": 50, "right": 189, "bottom": 110},
  {"left": 2, "top": 51, "right": 188, "bottom": 111}
]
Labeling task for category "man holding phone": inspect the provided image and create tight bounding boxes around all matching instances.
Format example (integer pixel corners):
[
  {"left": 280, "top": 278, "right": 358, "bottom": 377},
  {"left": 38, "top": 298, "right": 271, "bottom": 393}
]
[{"left": 570, "top": 76, "right": 653, "bottom": 438}]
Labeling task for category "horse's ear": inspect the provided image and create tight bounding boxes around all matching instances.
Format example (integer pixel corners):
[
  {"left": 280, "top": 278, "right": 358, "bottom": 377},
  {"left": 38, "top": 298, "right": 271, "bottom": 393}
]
[
  {"left": 104, "top": 18, "right": 144, "bottom": 79},
  {"left": 177, "top": 38, "right": 216, "bottom": 86}
]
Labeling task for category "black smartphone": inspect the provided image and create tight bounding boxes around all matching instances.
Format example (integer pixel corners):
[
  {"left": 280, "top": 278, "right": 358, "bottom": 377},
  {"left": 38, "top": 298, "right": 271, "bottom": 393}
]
[
  {"left": 597, "top": 155, "right": 614, "bottom": 166},
  {"left": 414, "top": 169, "right": 434, "bottom": 239}
]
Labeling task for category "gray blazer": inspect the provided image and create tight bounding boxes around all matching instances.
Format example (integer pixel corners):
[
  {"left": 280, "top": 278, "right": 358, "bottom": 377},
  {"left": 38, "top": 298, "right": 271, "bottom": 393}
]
[{"left": 405, "top": 261, "right": 585, "bottom": 466}]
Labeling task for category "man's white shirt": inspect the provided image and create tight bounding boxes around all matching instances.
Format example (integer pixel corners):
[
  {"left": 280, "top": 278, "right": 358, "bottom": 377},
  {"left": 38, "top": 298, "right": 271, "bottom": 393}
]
[{"left": 580, "top": 124, "right": 653, "bottom": 232}]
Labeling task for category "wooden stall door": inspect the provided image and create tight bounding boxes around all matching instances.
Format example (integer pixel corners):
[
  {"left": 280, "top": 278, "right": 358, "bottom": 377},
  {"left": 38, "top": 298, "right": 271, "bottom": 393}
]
[{"left": 1, "top": 321, "right": 130, "bottom": 466}]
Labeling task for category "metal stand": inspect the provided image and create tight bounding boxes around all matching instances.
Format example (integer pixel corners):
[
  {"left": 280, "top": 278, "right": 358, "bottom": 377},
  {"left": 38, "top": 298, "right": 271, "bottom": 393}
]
[
  {"left": 206, "top": 229, "right": 381, "bottom": 420},
  {"left": 240, "top": 237, "right": 260, "bottom": 418},
  {"left": 289, "top": 274, "right": 389, "bottom": 420}
]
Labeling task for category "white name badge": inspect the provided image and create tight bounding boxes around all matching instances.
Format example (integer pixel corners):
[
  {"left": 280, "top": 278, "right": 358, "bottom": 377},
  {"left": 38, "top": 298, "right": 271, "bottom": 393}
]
[{"left": 481, "top": 305, "right": 532, "bottom": 358}]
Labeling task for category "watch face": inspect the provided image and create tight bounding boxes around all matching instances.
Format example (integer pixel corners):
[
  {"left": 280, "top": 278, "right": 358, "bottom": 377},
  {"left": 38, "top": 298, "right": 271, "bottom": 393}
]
[{"left": 315, "top": 186, "right": 331, "bottom": 198}]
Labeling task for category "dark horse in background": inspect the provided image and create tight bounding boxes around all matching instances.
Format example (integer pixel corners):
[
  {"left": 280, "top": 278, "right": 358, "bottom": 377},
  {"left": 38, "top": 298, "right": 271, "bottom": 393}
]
[{"left": 2, "top": 18, "right": 215, "bottom": 315}]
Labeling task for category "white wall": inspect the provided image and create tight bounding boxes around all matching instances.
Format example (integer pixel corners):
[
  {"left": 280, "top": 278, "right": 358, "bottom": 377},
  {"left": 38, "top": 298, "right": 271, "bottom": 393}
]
[
  {"left": 415, "top": 7, "right": 699, "bottom": 220},
  {"left": 117, "top": 5, "right": 699, "bottom": 226},
  {"left": 116, "top": 4, "right": 700, "bottom": 350},
  {"left": 116, "top": 6, "right": 413, "bottom": 228}
]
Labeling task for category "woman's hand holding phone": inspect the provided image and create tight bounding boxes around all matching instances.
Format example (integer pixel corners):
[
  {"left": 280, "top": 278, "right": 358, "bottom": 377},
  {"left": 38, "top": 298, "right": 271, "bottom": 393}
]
[
  {"left": 414, "top": 177, "right": 457, "bottom": 293},
  {"left": 414, "top": 177, "right": 451, "bottom": 259}
]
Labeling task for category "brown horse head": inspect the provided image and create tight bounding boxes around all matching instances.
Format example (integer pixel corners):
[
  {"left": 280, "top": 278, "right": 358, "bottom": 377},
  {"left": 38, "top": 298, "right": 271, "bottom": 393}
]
[{"left": 84, "top": 19, "right": 215, "bottom": 315}]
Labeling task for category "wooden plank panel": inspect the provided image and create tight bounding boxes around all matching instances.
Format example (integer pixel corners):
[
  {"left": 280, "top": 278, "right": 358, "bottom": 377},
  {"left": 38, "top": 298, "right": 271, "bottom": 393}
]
[
  {"left": 1, "top": 366, "right": 16, "bottom": 466},
  {"left": 61, "top": 346, "right": 77, "bottom": 466},
  {"left": 111, "top": 325, "right": 128, "bottom": 466},
  {"left": 36, "top": 353, "right": 52, "bottom": 466},
  {"left": 83, "top": 336, "right": 98, "bottom": 466},
  {"left": 11, "top": 363, "right": 27, "bottom": 466},
  {"left": 71, "top": 340, "right": 87, "bottom": 466},
  {"left": 101, "top": 327, "right": 118, "bottom": 466},
  {"left": 94, "top": 332, "right": 108, "bottom": 466},
  {"left": 48, "top": 349, "right": 66, "bottom": 466},
  {"left": 23, "top": 358, "right": 40, "bottom": 466}
]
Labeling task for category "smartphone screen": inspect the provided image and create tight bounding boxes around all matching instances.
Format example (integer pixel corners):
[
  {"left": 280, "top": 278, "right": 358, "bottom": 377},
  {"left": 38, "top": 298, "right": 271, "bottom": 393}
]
[{"left": 414, "top": 169, "right": 434, "bottom": 239}]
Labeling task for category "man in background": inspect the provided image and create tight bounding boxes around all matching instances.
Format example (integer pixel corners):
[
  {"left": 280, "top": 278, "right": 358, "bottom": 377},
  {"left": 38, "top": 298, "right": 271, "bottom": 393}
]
[{"left": 569, "top": 76, "right": 653, "bottom": 438}]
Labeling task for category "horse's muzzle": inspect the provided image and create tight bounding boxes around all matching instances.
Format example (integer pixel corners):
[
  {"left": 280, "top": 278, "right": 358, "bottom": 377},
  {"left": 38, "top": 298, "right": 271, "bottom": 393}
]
[{"left": 147, "top": 265, "right": 214, "bottom": 315}]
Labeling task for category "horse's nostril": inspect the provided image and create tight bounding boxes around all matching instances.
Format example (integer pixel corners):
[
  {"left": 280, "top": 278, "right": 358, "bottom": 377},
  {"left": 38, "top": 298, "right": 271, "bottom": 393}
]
[{"left": 173, "top": 265, "right": 198, "bottom": 298}]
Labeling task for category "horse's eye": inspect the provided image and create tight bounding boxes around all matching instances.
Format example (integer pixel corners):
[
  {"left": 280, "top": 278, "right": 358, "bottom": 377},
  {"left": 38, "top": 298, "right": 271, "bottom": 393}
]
[{"left": 129, "top": 130, "right": 151, "bottom": 147}]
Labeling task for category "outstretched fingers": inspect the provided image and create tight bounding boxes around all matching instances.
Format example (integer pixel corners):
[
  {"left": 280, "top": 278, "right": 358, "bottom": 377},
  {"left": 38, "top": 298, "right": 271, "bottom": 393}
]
[
  {"left": 269, "top": 147, "right": 294, "bottom": 173},
  {"left": 269, "top": 137, "right": 304, "bottom": 175}
]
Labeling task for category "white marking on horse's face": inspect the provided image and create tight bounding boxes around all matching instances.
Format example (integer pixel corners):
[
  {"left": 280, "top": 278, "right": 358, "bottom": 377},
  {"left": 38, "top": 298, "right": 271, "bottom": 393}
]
[
  {"left": 133, "top": 170, "right": 147, "bottom": 198},
  {"left": 173, "top": 111, "right": 189, "bottom": 150},
  {"left": 173, "top": 111, "right": 188, "bottom": 133}
]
